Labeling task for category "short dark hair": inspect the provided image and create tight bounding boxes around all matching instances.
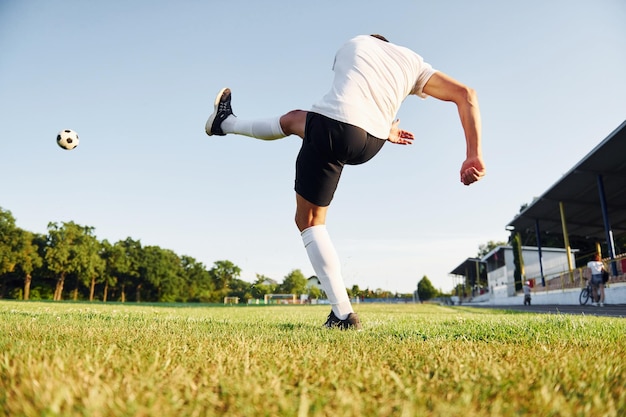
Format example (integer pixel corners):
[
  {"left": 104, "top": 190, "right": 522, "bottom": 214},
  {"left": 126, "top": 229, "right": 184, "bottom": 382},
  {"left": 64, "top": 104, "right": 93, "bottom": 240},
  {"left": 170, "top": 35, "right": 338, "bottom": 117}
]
[{"left": 370, "top": 34, "right": 389, "bottom": 42}]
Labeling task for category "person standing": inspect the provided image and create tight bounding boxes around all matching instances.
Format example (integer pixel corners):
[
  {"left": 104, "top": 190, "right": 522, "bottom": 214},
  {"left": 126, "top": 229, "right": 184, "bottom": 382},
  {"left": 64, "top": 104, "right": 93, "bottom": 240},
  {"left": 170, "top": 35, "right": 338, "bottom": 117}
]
[
  {"left": 523, "top": 281, "right": 532, "bottom": 306},
  {"left": 206, "top": 34, "right": 485, "bottom": 329},
  {"left": 587, "top": 253, "right": 606, "bottom": 306}
]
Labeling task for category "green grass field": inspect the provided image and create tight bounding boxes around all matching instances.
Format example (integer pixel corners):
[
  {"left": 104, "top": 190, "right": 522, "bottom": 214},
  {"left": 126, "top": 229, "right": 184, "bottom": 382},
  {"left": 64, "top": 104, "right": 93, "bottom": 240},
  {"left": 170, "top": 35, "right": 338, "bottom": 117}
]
[{"left": 1, "top": 301, "right": 625, "bottom": 417}]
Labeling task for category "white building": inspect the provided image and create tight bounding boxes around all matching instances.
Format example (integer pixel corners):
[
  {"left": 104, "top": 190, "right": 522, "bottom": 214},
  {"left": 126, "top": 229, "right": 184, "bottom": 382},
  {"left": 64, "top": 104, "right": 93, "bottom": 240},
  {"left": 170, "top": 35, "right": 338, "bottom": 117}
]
[{"left": 482, "top": 246, "right": 574, "bottom": 299}]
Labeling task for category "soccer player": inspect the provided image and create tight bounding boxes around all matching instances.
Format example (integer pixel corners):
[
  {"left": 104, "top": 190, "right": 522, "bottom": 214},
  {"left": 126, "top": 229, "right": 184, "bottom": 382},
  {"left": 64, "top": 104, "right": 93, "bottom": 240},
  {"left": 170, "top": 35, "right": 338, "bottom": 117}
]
[{"left": 206, "top": 34, "right": 485, "bottom": 329}]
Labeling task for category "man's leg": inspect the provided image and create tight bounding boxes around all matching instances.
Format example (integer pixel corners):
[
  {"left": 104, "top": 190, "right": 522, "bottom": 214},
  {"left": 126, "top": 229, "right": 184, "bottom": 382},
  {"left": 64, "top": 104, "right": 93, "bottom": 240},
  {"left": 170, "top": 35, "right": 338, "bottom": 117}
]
[
  {"left": 205, "top": 87, "right": 306, "bottom": 140},
  {"left": 205, "top": 88, "right": 410, "bottom": 142},
  {"left": 296, "top": 194, "right": 355, "bottom": 322},
  {"left": 599, "top": 283, "right": 605, "bottom": 305},
  {"left": 279, "top": 110, "right": 307, "bottom": 138}
]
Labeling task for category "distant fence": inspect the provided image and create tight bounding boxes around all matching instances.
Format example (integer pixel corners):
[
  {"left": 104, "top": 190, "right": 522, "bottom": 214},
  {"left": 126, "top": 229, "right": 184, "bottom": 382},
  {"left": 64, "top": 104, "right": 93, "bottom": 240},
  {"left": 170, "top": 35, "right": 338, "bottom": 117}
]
[
  {"left": 529, "top": 253, "right": 626, "bottom": 293},
  {"left": 358, "top": 298, "right": 415, "bottom": 304}
]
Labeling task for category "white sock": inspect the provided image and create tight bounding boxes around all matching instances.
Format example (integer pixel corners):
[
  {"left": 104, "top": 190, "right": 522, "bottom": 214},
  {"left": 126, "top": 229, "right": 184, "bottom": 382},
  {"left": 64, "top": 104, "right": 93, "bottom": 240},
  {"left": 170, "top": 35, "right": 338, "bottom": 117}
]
[
  {"left": 301, "top": 225, "right": 353, "bottom": 319},
  {"left": 221, "top": 115, "right": 286, "bottom": 140}
]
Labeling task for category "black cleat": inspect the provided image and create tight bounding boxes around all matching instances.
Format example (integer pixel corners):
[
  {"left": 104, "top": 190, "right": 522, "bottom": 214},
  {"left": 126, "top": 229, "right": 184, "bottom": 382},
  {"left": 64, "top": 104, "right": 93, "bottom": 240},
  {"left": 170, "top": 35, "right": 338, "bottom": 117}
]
[
  {"left": 324, "top": 310, "right": 362, "bottom": 330},
  {"left": 205, "top": 87, "right": 234, "bottom": 136}
]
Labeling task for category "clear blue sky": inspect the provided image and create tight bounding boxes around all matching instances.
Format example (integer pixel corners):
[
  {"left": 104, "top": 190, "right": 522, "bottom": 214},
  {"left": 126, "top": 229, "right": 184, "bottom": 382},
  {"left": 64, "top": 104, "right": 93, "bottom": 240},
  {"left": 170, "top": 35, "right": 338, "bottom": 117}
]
[{"left": 1, "top": 1, "right": 625, "bottom": 293}]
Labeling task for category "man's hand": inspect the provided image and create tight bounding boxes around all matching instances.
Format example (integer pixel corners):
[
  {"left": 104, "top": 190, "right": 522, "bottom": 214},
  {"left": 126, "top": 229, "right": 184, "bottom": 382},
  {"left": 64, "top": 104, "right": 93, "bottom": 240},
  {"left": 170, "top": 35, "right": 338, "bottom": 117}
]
[
  {"left": 460, "top": 155, "right": 486, "bottom": 185},
  {"left": 388, "top": 119, "right": 414, "bottom": 145}
]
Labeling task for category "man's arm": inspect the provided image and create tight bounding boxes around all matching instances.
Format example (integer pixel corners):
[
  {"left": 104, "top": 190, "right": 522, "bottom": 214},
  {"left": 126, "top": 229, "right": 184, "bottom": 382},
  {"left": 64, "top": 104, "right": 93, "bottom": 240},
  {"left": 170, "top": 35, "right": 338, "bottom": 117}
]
[
  {"left": 280, "top": 111, "right": 415, "bottom": 144},
  {"left": 423, "top": 72, "right": 485, "bottom": 185}
]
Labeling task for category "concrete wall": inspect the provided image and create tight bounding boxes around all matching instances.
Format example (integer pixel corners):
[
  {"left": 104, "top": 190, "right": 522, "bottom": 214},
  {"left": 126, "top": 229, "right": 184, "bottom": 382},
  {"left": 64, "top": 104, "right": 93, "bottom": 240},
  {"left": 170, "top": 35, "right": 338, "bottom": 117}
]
[{"left": 474, "top": 282, "right": 626, "bottom": 306}]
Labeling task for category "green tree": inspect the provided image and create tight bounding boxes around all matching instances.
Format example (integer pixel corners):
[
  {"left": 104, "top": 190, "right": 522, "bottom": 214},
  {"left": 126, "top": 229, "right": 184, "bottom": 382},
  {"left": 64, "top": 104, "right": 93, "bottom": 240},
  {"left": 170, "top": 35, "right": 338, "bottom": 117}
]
[
  {"left": 452, "top": 283, "right": 465, "bottom": 299},
  {"left": 139, "top": 246, "right": 184, "bottom": 302},
  {"left": 349, "top": 284, "right": 362, "bottom": 300},
  {"left": 100, "top": 240, "right": 122, "bottom": 302},
  {"left": 307, "top": 285, "right": 322, "bottom": 301},
  {"left": 477, "top": 240, "right": 507, "bottom": 258},
  {"left": 114, "top": 238, "right": 142, "bottom": 302},
  {"left": 45, "top": 222, "right": 96, "bottom": 301},
  {"left": 226, "top": 278, "right": 253, "bottom": 303},
  {"left": 181, "top": 255, "right": 214, "bottom": 302},
  {"left": 0, "top": 208, "right": 16, "bottom": 271},
  {"left": 374, "top": 288, "right": 393, "bottom": 299},
  {"left": 278, "top": 269, "right": 307, "bottom": 295},
  {"left": 73, "top": 230, "right": 105, "bottom": 301},
  {"left": 14, "top": 229, "right": 44, "bottom": 300},
  {"left": 210, "top": 260, "right": 241, "bottom": 291},
  {"left": 417, "top": 275, "right": 437, "bottom": 301},
  {"left": 362, "top": 288, "right": 375, "bottom": 299},
  {"left": 0, "top": 208, "right": 19, "bottom": 297},
  {"left": 250, "top": 274, "right": 277, "bottom": 300},
  {"left": 511, "top": 232, "right": 525, "bottom": 292}
]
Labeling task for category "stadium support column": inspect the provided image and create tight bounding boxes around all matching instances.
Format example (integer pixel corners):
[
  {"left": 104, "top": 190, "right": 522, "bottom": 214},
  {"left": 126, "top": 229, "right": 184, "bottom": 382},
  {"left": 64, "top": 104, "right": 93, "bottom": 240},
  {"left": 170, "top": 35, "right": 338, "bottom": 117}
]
[
  {"left": 535, "top": 219, "right": 545, "bottom": 287},
  {"left": 597, "top": 174, "right": 618, "bottom": 276},
  {"left": 559, "top": 202, "right": 574, "bottom": 284}
]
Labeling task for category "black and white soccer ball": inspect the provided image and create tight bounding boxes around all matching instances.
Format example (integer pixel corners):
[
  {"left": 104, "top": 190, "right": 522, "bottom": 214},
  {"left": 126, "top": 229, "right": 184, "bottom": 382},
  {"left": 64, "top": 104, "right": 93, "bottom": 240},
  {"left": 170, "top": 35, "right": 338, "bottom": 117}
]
[{"left": 57, "top": 129, "right": 79, "bottom": 150}]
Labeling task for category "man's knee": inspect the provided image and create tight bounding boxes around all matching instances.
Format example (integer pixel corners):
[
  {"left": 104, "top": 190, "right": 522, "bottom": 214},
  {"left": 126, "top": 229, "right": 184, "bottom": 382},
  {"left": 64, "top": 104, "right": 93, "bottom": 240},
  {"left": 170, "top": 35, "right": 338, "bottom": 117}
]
[
  {"left": 281, "top": 110, "right": 307, "bottom": 138},
  {"left": 295, "top": 194, "right": 327, "bottom": 232}
]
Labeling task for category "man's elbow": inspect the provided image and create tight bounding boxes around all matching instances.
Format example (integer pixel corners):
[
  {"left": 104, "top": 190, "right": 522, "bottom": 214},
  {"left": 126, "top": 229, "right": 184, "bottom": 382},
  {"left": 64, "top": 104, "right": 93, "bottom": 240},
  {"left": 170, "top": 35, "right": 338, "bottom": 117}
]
[{"left": 460, "top": 85, "right": 479, "bottom": 107}]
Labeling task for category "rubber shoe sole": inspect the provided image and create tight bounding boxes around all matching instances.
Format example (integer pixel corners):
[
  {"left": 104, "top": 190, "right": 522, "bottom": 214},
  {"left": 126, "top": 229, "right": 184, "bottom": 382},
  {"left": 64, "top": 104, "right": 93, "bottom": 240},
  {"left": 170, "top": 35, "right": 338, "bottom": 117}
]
[
  {"left": 205, "top": 87, "right": 232, "bottom": 136},
  {"left": 324, "top": 310, "right": 362, "bottom": 330}
]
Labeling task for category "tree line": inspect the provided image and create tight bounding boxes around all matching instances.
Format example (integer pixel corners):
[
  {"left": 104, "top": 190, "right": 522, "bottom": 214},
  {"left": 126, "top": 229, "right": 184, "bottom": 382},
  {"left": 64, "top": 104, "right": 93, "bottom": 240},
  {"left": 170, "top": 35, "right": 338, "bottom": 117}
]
[{"left": 0, "top": 207, "right": 418, "bottom": 303}]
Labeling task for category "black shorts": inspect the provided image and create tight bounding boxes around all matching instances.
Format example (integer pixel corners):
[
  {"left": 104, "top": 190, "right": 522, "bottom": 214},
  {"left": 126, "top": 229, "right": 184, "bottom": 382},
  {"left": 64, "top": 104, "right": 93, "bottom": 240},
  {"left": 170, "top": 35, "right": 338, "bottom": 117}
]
[
  {"left": 591, "top": 274, "right": 603, "bottom": 286},
  {"left": 295, "top": 112, "right": 386, "bottom": 207}
]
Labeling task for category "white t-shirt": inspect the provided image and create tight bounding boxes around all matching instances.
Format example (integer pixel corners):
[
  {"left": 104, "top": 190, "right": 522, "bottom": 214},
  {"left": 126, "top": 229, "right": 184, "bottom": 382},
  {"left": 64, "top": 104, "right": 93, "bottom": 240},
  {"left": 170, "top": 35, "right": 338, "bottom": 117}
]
[
  {"left": 587, "top": 260, "right": 603, "bottom": 275},
  {"left": 310, "top": 35, "right": 438, "bottom": 140}
]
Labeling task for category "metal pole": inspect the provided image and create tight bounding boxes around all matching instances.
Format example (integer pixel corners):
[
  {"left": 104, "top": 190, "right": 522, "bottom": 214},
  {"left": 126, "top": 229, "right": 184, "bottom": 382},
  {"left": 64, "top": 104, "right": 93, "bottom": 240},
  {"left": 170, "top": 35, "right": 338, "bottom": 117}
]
[
  {"left": 559, "top": 202, "right": 574, "bottom": 283},
  {"left": 597, "top": 174, "right": 618, "bottom": 276},
  {"left": 535, "top": 219, "right": 545, "bottom": 287}
]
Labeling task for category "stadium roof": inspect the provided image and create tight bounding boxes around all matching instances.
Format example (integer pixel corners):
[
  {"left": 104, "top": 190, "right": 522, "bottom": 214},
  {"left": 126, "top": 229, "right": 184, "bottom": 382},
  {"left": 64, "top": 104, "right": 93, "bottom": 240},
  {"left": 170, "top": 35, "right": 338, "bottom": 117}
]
[
  {"left": 450, "top": 258, "right": 483, "bottom": 277},
  {"left": 506, "top": 120, "right": 626, "bottom": 241}
]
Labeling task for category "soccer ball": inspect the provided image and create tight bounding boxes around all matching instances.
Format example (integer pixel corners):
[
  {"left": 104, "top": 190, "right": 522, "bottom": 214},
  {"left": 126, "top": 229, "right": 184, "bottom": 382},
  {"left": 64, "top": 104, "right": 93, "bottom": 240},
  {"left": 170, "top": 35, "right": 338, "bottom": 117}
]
[{"left": 57, "top": 129, "right": 79, "bottom": 150}]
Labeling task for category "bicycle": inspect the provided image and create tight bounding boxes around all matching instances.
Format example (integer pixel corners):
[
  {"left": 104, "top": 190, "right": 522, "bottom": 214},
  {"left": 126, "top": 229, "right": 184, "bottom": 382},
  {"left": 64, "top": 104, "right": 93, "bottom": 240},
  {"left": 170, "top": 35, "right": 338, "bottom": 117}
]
[{"left": 579, "top": 280, "right": 599, "bottom": 305}]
